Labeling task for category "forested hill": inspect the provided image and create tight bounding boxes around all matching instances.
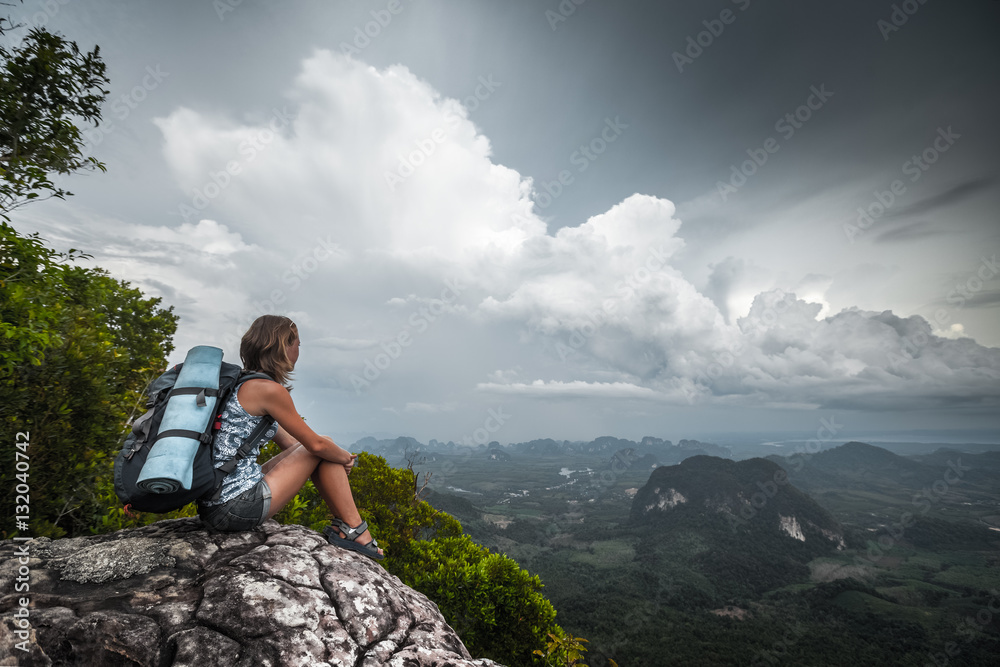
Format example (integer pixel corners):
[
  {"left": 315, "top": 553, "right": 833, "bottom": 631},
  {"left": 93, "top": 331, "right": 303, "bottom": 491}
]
[
  {"left": 632, "top": 455, "right": 845, "bottom": 546},
  {"left": 629, "top": 455, "right": 849, "bottom": 598},
  {"left": 767, "top": 440, "right": 999, "bottom": 492}
]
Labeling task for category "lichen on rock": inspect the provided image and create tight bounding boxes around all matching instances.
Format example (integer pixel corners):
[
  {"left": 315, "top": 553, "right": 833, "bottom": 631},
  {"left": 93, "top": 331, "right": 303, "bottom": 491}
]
[{"left": 57, "top": 536, "right": 177, "bottom": 584}]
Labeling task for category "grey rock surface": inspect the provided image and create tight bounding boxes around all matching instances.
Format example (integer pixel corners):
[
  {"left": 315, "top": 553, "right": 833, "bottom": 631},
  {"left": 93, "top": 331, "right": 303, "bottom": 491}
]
[{"left": 0, "top": 518, "right": 504, "bottom": 666}]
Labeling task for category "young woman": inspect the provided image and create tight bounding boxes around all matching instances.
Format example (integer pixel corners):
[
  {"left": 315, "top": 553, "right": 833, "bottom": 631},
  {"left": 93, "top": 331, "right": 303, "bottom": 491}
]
[{"left": 197, "top": 314, "right": 383, "bottom": 560}]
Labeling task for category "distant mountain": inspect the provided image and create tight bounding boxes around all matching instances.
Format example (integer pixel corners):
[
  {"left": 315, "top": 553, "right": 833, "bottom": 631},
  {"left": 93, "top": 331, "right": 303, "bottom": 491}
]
[
  {"left": 504, "top": 435, "right": 730, "bottom": 460},
  {"left": 909, "top": 448, "right": 1000, "bottom": 477},
  {"left": 581, "top": 436, "right": 637, "bottom": 455},
  {"left": 768, "top": 441, "right": 944, "bottom": 491},
  {"left": 506, "top": 436, "right": 625, "bottom": 456},
  {"left": 507, "top": 438, "right": 568, "bottom": 456},
  {"left": 355, "top": 435, "right": 425, "bottom": 459},
  {"left": 485, "top": 447, "right": 511, "bottom": 462},
  {"left": 630, "top": 455, "right": 846, "bottom": 597},
  {"left": 676, "top": 439, "right": 732, "bottom": 458},
  {"left": 806, "top": 441, "right": 925, "bottom": 471},
  {"left": 607, "top": 448, "right": 658, "bottom": 472}
]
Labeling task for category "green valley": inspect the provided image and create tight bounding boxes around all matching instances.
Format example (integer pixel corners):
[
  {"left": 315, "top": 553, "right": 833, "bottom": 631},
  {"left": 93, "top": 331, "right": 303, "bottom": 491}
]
[{"left": 365, "top": 436, "right": 1000, "bottom": 666}]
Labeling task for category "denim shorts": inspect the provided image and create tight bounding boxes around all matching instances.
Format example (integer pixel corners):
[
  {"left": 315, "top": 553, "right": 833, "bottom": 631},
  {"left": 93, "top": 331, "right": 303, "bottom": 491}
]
[{"left": 198, "top": 479, "right": 271, "bottom": 532}]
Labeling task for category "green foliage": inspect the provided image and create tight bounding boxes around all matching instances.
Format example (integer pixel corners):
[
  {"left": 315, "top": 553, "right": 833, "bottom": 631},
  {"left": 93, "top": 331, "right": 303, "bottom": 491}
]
[
  {"left": 0, "top": 25, "right": 110, "bottom": 217},
  {"left": 265, "top": 450, "right": 562, "bottom": 666},
  {"left": 0, "top": 20, "right": 146, "bottom": 536},
  {"left": 0, "top": 223, "right": 177, "bottom": 537},
  {"left": 535, "top": 632, "right": 606, "bottom": 667},
  {"left": 349, "top": 452, "right": 464, "bottom": 557},
  {"left": 400, "top": 534, "right": 559, "bottom": 666}
]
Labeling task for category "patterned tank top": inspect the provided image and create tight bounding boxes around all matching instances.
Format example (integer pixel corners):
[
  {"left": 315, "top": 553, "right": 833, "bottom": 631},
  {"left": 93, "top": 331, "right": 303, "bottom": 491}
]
[{"left": 200, "top": 385, "right": 270, "bottom": 505}]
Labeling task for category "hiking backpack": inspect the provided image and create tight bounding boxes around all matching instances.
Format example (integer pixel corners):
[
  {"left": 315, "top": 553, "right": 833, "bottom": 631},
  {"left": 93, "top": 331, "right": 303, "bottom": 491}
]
[{"left": 113, "top": 345, "right": 277, "bottom": 513}]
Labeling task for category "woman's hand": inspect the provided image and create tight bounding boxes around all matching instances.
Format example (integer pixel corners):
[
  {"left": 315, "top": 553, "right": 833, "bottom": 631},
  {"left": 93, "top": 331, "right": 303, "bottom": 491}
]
[{"left": 320, "top": 435, "right": 356, "bottom": 471}]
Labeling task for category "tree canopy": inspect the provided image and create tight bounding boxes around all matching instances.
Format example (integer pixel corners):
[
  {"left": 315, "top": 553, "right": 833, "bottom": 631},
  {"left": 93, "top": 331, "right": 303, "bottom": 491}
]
[
  {"left": 0, "top": 23, "right": 110, "bottom": 217},
  {"left": 0, "top": 223, "right": 178, "bottom": 536}
]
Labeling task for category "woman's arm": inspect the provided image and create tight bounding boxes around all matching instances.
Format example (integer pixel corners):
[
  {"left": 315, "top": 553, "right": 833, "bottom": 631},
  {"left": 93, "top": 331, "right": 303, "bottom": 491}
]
[
  {"left": 272, "top": 425, "right": 298, "bottom": 450},
  {"left": 239, "top": 380, "right": 354, "bottom": 465}
]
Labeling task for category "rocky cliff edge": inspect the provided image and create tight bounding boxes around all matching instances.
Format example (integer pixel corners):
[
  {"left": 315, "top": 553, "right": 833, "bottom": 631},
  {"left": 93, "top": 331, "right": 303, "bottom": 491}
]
[{"left": 0, "top": 518, "right": 504, "bottom": 666}]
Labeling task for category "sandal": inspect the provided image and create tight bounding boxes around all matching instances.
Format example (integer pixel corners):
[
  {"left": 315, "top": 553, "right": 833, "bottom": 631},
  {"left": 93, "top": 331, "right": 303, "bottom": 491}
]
[{"left": 323, "top": 519, "right": 385, "bottom": 561}]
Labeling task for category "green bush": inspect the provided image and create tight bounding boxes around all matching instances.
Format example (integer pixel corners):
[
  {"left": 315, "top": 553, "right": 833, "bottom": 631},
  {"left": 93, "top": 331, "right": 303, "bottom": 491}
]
[{"left": 402, "top": 535, "right": 560, "bottom": 665}]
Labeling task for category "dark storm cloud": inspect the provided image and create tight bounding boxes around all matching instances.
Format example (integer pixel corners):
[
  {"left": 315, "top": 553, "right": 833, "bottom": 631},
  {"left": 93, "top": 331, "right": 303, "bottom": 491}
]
[
  {"left": 882, "top": 177, "right": 997, "bottom": 219},
  {"left": 964, "top": 291, "right": 1000, "bottom": 309}
]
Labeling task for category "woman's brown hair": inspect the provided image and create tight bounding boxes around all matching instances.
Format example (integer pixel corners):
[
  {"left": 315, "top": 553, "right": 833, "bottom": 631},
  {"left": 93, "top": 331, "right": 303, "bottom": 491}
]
[{"left": 240, "top": 315, "right": 298, "bottom": 388}]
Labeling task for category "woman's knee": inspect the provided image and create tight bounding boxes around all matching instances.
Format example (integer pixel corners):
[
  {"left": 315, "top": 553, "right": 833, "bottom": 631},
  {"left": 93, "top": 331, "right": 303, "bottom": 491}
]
[
  {"left": 309, "top": 457, "right": 346, "bottom": 483},
  {"left": 266, "top": 445, "right": 322, "bottom": 482},
  {"left": 262, "top": 443, "right": 304, "bottom": 473},
  {"left": 317, "top": 459, "right": 350, "bottom": 479}
]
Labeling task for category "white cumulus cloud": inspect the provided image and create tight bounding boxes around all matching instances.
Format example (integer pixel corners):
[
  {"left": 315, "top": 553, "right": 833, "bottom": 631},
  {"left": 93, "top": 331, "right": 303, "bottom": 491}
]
[{"left": 28, "top": 50, "right": 999, "bottom": 439}]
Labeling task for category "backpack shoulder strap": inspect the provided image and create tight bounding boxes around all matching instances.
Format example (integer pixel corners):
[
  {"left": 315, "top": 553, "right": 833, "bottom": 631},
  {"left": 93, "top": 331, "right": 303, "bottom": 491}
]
[
  {"left": 237, "top": 371, "right": 275, "bottom": 384},
  {"left": 205, "top": 415, "right": 277, "bottom": 503},
  {"left": 216, "top": 415, "right": 277, "bottom": 475},
  {"left": 224, "top": 371, "right": 278, "bottom": 471},
  {"left": 203, "top": 371, "right": 279, "bottom": 502}
]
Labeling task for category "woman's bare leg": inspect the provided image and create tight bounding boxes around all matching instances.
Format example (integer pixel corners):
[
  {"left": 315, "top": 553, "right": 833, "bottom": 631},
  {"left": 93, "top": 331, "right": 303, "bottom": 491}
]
[
  {"left": 260, "top": 444, "right": 298, "bottom": 474},
  {"left": 262, "top": 444, "right": 382, "bottom": 554}
]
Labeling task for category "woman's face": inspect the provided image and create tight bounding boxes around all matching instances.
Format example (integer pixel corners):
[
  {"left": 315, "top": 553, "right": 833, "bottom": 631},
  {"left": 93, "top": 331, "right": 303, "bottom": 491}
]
[{"left": 287, "top": 335, "right": 300, "bottom": 367}]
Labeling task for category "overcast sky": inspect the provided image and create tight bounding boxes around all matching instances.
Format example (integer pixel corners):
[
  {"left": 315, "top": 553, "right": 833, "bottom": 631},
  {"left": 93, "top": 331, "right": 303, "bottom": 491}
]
[{"left": 7, "top": 0, "right": 1000, "bottom": 445}]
